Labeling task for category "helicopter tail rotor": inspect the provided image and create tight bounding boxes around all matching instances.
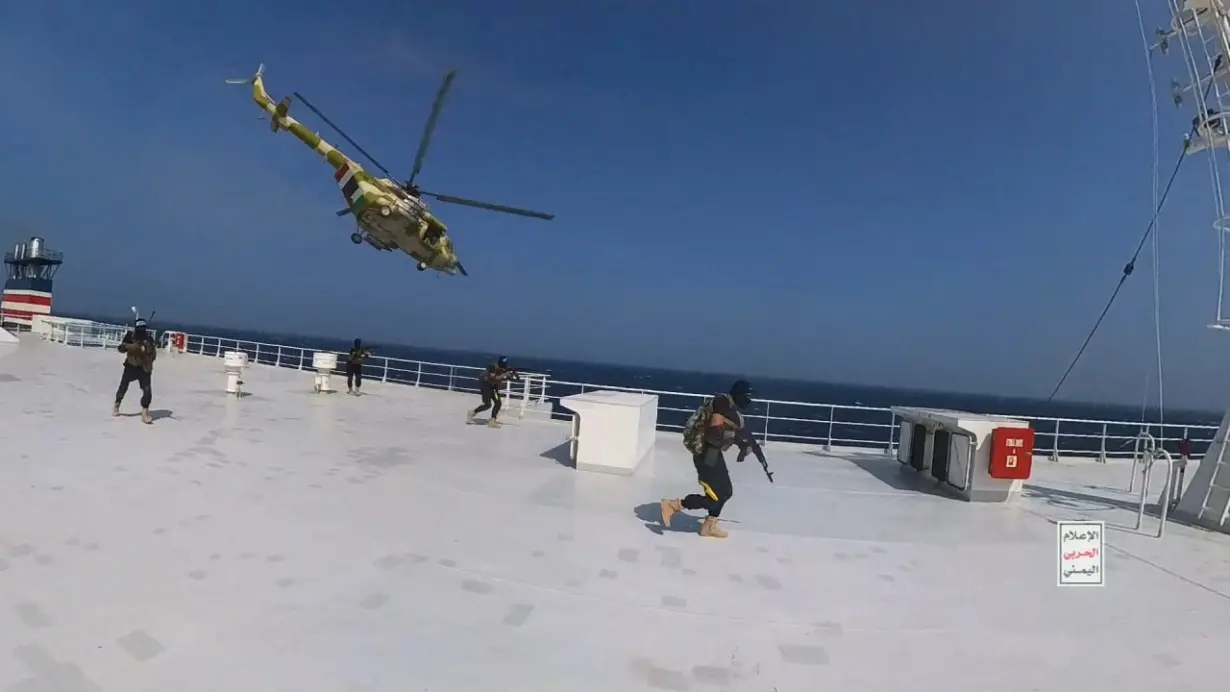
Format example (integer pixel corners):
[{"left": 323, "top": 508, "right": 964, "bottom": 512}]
[{"left": 224, "top": 63, "right": 265, "bottom": 86}]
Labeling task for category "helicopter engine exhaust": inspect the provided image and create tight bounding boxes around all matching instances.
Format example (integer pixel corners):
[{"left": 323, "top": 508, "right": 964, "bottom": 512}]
[{"left": 271, "top": 97, "right": 291, "bottom": 133}]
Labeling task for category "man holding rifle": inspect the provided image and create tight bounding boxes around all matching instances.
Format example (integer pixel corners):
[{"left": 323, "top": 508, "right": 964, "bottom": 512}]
[
  {"left": 661, "top": 379, "right": 771, "bottom": 539},
  {"left": 466, "top": 356, "right": 519, "bottom": 428},
  {"left": 113, "top": 317, "right": 158, "bottom": 424}
]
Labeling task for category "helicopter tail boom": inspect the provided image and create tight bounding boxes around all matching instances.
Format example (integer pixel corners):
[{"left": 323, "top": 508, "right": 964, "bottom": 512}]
[
  {"left": 226, "top": 64, "right": 354, "bottom": 171},
  {"left": 225, "top": 64, "right": 274, "bottom": 112}
]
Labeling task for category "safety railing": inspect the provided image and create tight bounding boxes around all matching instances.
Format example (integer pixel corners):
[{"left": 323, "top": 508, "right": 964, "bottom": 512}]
[
  {"left": 40, "top": 318, "right": 133, "bottom": 349},
  {"left": 546, "top": 380, "right": 1218, "bottom": 461},
  {"left": 174, "top": 332, "right": 550, "bottom": 419},
  {"left": 33, "top": 323, "right": 1220, "bottom": 459}
]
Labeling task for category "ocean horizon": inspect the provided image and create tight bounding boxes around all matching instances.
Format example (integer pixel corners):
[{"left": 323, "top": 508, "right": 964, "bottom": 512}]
[{"left": 70, "top": 312, "right": 1220, "bottom": 431}]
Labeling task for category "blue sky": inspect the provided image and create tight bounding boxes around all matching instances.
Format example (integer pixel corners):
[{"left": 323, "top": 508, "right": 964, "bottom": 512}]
[{"left": 1, "top": 0, "right": 1228, "bottom": 407}]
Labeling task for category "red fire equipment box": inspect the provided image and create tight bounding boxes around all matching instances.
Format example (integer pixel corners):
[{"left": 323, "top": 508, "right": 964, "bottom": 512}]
[{"left": 989, "top": 427, "right": 1034, "bottom": 480}]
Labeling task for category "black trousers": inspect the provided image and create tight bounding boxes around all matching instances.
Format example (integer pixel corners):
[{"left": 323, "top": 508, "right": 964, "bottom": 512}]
[
  {"left": 472, "top": 383, "right": 502, "bottom": 419},
  {"left": 115, "top": 364, "right": 152, "bottom": 409},
  {"left": 681, "top": 447, "right": 733, "bottom": 517},
  {"left": 346, "top": 363, "right": 363, "bottom": 390}
]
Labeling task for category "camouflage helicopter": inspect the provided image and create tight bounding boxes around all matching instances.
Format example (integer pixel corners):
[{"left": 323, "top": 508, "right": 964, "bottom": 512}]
[{"left": 225, "top": 65, "right": 554, "bottom": 276}]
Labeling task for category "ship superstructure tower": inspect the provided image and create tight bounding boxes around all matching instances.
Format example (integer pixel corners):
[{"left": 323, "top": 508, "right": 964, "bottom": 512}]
[
  {"left": 1161, "top": 0, "right": 1230, "bottom": 531},
  {"left": 1, "top": 237, "right": 63, "bottom": 328}
]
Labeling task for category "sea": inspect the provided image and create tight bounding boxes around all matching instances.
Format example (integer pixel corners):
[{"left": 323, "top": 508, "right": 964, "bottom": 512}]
[{"left": 79, "top": 314, "right": 1223, "bottom": 457}]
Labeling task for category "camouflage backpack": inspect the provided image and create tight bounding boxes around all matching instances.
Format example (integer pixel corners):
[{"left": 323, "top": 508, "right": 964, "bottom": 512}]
[{"left": 682, "top": 397, "right": 717, "bottom": 455}]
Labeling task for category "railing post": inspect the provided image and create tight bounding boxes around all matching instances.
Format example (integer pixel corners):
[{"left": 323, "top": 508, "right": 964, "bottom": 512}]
[
  {"left": 255, "top": 344, "right": 261, "bottom": 363},
  {"left": 275, "top": 346, "right": 282, "bottom": 368},
  {"left": 382, "top": 360, "right": 389, "bottom": 383},
  {"left": 886, "top": 412, "right": 897, "bottom": 456},
  {"left": 825, "top": 405, "right": 834, "bottom": 451},
  {"left": 1050, "top": 420, "right": 1060, "bottom": 462},
  {"left": 416, "top": 363, "right": 422, "bottom": 387},
  {"left": 761, "top": 401, "right": 771, "bottom": 446},
  {"left": 448, "top": 366, "right": 455, "bottom": 391},
  {"left": 1098, "top": 422, "right": 1107, "bottom": 463},
  {"left": 520, "top": 376, "right": 530, "bottom": 418}
]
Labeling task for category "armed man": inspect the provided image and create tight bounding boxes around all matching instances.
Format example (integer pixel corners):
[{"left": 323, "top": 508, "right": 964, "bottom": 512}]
[
  {"left": 466, "top": 356, "right": 518, "bottom": 428},
  {"left": 113, "top": 317, "right": 158, "bottom": 424},
  {"left": 661, "top": 379, "right": 771, "bottom": 539},
  {"left": 345, "top": 338, "right": 372, "bottom": 396}
]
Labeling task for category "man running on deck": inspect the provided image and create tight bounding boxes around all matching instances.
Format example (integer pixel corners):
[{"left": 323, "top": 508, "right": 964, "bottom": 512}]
[
  {"left": 466, "top": 356, "right": 516, "bottom": 428},
  {"left": 661, "top": 380, "right": 760, "bottom": 539}
]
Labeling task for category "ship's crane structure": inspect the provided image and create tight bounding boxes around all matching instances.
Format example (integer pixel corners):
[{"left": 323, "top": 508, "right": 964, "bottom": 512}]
[
  {"left": 1160, "top": 0, "right": 1230, "bottom": 533},
  {"left": 1157, "top": 0, "right": 1230, "bottom": 327}
]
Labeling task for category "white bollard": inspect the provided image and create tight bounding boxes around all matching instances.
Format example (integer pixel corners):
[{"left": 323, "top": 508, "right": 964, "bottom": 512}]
[
  {"left": 223, "top": 351, "right": 248, "bottom": 396},
  {"left": 312, "top": 352, "right": 338, "bottom": 393}
]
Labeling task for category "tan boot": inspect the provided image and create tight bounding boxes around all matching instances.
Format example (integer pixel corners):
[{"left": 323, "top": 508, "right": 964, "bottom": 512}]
[
  {"left": 487, "top": 418, "right": 502, "bottom": 428},
  {"left": 140, "top": 408, "right": 152, "bottom": 425},
  {"left": 700, "top": 516, "right": 728, "bottom": 539},
  {"left": 112, "top": 403, "right": 120, "bottom": 417},
  {"left": 465, "top": 410, "right": 475, "bottom": 425},
  {"left": 660, "top": 498, "right": 683, "bottom": 528}
]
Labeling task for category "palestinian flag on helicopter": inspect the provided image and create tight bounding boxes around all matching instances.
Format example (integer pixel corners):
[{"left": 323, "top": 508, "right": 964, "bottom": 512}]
[{"left": 333, "top": 162, "right": 369, "bottom": 213}]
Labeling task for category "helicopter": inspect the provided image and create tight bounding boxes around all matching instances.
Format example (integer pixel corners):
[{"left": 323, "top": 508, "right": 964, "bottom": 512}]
[{"left": 225, "top": 64, "right": 554, "bottom": 276}]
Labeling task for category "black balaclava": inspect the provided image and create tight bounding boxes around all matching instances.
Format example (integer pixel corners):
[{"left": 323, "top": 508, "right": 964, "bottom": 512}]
[
  {"left": 133, "top": 318, "right": 148, "bottom": 339},
  {"left": 354, "top": 338, "right": 362, "bottom": 349},
  {"left": 497, "top": 356, "right": 508, "bottom": 368},
  {"left": 730, "top": 379, "right": 754, "bottom": 409}
]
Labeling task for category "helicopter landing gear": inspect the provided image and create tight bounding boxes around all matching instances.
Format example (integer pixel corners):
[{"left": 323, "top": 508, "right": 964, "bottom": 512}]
[
  {"left": 380, "top": 206, "right": 392, "bottom": 217},
  {"left": 350, "top": 232, "right": 363, "bottom": 245},
  {"left": 416, "top": 262, "right": 427, "bottom": 271}
]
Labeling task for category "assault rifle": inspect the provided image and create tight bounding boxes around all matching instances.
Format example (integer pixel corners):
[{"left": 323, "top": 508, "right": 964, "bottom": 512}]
[{"left": 736, "top": 430, "right": 774, "bottom": 483}]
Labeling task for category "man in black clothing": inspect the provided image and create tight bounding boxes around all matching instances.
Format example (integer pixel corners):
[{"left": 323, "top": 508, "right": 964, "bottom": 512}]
[
  {"left": 661, "top": 380, "right": 760, "bottom": 538},
  {"left": 466, "top": 356, "right": 516, "bottom": 428},
  {"left": 113, "top": 317, "right": 158, "bottom": 424},
  {"left": 346, "top": 339, "right": 371, "bottom": 395}
]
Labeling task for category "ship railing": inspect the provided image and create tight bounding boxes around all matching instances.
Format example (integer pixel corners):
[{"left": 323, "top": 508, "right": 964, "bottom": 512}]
[
  {"left": 173, "top": 332, "right": 551, "bottom": 420},
  {"left": 166, "top": 332, "right": 1221, "bottom": 460},
  {"left": 32, "top": 323, "right": 1222, "bottom": 460},
  {"left": 544, "top": 381, "right": 1219, "bottom": 461},
  {"left": 37, "top": 317, "right": 131, "bottom": 349}
]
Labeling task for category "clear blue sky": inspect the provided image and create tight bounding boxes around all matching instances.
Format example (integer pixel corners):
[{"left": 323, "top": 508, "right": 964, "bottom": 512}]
[{"left": 1, "top": 0, "right": 1227, "bottom": 407}]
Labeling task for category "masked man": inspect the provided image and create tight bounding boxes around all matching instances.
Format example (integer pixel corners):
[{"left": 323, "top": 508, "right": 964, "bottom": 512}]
[{"left": 114, "top": 317, "right": 157, "bottom": 424}]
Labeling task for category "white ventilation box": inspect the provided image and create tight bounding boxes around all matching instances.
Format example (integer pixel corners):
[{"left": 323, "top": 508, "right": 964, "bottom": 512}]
[{"left": 559, "top": 390, "right": 659, "bottom": 475}]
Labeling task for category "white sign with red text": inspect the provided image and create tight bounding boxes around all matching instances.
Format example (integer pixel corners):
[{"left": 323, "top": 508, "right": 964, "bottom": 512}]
[{"left": 1057, "top": 520, "right": 1104, "bottom": 586}]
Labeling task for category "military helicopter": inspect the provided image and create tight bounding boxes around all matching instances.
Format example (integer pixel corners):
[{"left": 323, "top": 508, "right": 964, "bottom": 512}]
[{"left": 225, "top": 64, "right": 554, "bottom": 276}]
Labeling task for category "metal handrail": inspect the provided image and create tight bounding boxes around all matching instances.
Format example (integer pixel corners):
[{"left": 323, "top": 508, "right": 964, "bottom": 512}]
[{"left": 26, "top": 319, "right": 1221, "bottom": 458}]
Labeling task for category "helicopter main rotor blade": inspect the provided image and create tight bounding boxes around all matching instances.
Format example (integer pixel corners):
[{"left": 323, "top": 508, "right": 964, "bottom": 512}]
[
  {"left": 423, "top": 191, "right": 555, "bottom": 221},
  {"left": 408, "top": 69, "right": 457, "bottom": 186},
  {"left": 292, "top": 91, "right": 398, "bottom": 181}
]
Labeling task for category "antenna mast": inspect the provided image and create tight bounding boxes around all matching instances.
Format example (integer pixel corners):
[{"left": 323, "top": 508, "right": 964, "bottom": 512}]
[{"left": 1159, "top": 0, "right": 1230, "bottom": 327}]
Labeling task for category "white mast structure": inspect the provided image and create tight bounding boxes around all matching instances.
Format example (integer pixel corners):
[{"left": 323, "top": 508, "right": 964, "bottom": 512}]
[{"left": 1161, "top": 0, "right": 1230, "bottom": 530}]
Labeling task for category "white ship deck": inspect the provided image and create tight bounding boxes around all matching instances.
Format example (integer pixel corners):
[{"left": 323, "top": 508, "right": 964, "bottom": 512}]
[{"left": 2, "top": 336, "right": 1230, "bottom": 691}]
